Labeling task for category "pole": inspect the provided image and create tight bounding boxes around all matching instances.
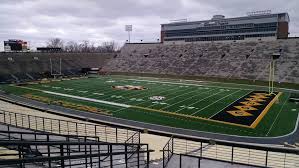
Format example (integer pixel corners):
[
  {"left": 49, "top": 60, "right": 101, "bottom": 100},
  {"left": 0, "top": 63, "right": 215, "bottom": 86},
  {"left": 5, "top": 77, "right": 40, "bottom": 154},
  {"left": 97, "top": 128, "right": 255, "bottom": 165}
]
[
  {"left": 50, "top": 58, "right": 53, "bottom": 75},
  {"left": 269, "top": 60, "right": 272, "bottom": 94},
  {"left": 128, "top": 31, "right": 131, "bottom": 43},
  {"left": 59, "top": 58, "right": 62, "bottom": 75},
  {"left": 271, "top": 61, "right": 275, "bottom": 93}
]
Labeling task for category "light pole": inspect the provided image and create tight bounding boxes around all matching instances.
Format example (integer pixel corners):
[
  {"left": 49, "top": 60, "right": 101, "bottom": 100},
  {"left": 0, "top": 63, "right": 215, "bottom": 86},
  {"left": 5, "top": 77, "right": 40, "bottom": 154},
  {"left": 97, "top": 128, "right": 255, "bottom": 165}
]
[{"left": 125, "top": 25, "right": 132, "bottom": 43}]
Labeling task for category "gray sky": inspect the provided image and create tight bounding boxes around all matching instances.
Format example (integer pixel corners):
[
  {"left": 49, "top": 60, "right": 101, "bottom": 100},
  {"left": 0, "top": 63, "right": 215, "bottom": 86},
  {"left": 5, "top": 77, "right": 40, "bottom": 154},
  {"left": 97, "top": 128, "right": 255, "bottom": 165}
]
[{"left": 0, "top": 0, "right": 298, "bottom": 50}]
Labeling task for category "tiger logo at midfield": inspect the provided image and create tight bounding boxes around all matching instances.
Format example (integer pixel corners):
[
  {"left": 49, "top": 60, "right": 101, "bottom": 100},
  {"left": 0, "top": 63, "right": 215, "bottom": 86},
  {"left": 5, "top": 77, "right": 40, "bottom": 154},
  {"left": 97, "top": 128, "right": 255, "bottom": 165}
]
[
  {"left": 149, "top": 96, "right": 165, "bottom": 101},
  {"left": 112, "top": 85, "right": 147, "bottom": 90}
]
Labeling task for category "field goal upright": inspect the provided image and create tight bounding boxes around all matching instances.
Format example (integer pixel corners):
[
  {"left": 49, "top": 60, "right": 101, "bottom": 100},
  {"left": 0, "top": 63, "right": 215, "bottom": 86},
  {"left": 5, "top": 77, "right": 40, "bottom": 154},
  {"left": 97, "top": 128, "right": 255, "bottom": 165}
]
[
  {"left": 268, "top": 53, "right": 280, "bottom": 95},
  {"left": 50, "top": 58, "right": 62, "bottom": 79}
]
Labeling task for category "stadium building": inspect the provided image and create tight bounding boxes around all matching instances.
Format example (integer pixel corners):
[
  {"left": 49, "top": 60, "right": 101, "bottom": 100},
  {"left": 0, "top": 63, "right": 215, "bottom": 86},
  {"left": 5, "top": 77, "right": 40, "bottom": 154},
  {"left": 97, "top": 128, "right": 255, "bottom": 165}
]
[{"left": 161, "top": 12, "right": 290, "bottom": 43}]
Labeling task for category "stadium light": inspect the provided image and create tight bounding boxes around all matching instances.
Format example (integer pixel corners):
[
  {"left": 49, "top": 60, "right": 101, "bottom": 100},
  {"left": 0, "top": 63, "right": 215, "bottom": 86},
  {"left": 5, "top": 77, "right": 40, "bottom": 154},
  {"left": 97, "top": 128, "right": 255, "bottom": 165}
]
[{"left": 125, "top": 25, "right": 132, "bottom": 43}]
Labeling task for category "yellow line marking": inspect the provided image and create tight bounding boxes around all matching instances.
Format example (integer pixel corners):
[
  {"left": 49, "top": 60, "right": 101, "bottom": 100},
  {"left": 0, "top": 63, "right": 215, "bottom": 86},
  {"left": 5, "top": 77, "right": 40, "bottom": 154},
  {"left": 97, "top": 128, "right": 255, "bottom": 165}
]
[
  {"left": 250, "top": 92, "right": 282, "bottom": 128},
  {"left": 14, "top": 85, "right": 45, "bottom": 92},
  {"left": 14, "top": 84, "right": 280, "bottom": 129}
]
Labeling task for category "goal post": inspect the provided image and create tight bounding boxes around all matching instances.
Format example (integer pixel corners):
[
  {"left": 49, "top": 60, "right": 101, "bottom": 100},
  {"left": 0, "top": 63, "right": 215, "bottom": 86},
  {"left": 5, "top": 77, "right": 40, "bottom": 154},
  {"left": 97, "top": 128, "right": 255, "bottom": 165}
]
[{"left": 50, "top": 58, "right": 62, "bottom": 79}]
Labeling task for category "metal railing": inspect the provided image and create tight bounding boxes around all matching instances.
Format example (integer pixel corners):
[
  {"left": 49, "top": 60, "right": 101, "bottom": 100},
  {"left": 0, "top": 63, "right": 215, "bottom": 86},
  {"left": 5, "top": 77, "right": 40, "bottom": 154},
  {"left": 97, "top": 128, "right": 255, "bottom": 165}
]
[
  {"left": 162, "top": 135, "right": 299, "bottom": 168},
  {"left": 162, "top": 136, "right": 174, "bottom": 168},
  {"left": 0, "top": 140, "right": 152, "bottom": 168},
  {"left": 0, "top": 110, "right": 138, "bottom": 143}
]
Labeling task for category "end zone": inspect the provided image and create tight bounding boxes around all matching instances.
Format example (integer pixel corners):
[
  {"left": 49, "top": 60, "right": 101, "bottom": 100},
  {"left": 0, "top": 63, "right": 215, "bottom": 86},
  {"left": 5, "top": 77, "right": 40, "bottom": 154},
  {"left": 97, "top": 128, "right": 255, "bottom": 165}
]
[{"left": 210, "top": 91, "right": 282, "bottom": 128}]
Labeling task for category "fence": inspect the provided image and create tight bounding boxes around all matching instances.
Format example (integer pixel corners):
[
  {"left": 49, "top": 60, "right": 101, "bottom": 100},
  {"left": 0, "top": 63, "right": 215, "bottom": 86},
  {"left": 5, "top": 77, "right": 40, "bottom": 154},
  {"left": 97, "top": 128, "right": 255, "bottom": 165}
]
[
  {"left": 162, "top": 136, "right": 299, "bottom": 168},
  {"left": 162, "top": 136, "right": 174, "bottom": 168},
  {"left": 0, "top": 140, "right": 152, "bottom": 167},
  {"left": 0, "top": 124, "right": 152, "bottom": 168},
  {"left": 0, "top": 109, "right": 138, "bottom": 143}
]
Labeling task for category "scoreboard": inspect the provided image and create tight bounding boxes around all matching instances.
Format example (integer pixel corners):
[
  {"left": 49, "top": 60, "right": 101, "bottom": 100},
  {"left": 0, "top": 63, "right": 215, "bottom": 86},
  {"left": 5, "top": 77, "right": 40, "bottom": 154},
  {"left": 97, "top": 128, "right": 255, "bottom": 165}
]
[{"left": 4, "top": 39, "right": 28, "bottom": 52}]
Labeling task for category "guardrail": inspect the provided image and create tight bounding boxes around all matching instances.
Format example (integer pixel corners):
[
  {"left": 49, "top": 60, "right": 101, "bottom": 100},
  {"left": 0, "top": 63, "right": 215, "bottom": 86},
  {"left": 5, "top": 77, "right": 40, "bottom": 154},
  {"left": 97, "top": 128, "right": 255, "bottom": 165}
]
[
  {"left": 162, "top": 135, "right": 299, "bottom": 168},
  {"left": 0, "top": 140, "right": 152, "bottom": 168},
  {"left": 0, "top": 109, "right": 138, "bottom": 143},
  {"left": 162, "top": 136, "right": 174, "bottom": 168}
]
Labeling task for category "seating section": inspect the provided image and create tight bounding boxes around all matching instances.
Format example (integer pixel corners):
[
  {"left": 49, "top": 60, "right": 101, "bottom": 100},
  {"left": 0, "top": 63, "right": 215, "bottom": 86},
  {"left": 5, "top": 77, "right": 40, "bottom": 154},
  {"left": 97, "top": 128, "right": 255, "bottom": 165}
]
[
  {"left": 0, "top": 52, "right": 114, "bottom": 83},
  {"left": 103, "top": 39, "right": 299, "bottom": 83}
]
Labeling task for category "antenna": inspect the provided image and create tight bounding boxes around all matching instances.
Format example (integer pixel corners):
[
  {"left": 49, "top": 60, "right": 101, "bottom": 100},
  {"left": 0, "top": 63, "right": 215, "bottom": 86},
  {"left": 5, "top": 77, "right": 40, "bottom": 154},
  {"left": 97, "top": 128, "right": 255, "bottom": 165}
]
[
  {"left": 247, "top": 10, "right": 272, "bottom": 16},
  {"left": 169, "top": 19, "right": 188, "bottom": 23}
]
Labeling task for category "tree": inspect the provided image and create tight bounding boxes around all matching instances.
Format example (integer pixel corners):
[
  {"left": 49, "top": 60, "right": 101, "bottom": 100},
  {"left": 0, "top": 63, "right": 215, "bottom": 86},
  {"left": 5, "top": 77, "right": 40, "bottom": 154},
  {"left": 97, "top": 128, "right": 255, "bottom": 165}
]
[
  {"left": 46, "top": 38, "right": 64, "bottom": 48},
  {"left": 101, "top": 41, "right": 118, "bottom": 53},
  {"left": 65, "top": 41, "right": 79, "bottom": 52}
]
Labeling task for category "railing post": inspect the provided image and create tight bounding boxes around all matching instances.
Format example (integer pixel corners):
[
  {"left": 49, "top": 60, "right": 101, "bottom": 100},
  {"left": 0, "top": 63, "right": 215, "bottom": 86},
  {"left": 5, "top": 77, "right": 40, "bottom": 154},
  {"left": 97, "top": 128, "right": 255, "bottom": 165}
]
[
  {"left": 21, "top": 115, "right": 24, "bottom": 127},
  {"left": 85, "top": 123, "right": 87, "bottom": 136},
  {"left": 105, "top": 126, "right": 107, "bottom": 142},
  {"left": 15, "top": 113, "right": 17, "bottom": 127},
  {"left": 3, "top": 112, "right": 6, "bottom": 124},
  {"left": 85, "top": 137, "right": 88, "bottom": 168},
  {"left": 200, "top": 142, "right": 202, "bottom": 158},
  {"left": 163, "top": 149, "right": 165, "bottom": 168},
  {"left": 198, "top": 156, "right": 201, "bottom": 168},
  {"left": 179, "top": 154, "right": 182, "bottom": 168},
  {"left": 35, "top": 116, "right": 37, "bottom": 130},
  {"left": 116, "top": 128, "right": 118, "bottom": 143},
  {"left": 8, "top": 125, "right": 10, "bottom": 140},
  {"left": 110, "top": 145, "right": 113, "bottom": 168},
  {"left": 98, "top": 144, "right": 101, "bottom": 168},
  {"left": 18, "top": 145, "right": 23, "bottom": 168},
  {"left": 42, "top": 118, "right": 45, "bottom": 131},
  {"left": 94, "top": 125, "right": 97, "bottom": 137},
  {"left": 47, "top": 135, "right": 51, "bottom": 167},
  {"left": 265, "top": 151, "right": 268, "bottom": 167},
  {"left": 89, "top": 145, "right": 92, "bottom": 168},
  {"left": 125, "top": 144, "right": 128, "bottom": 168},
  {"left": 172, "top": 137, "right": 174, "bottom": 154},
  {"left": 58, "top": 120, "right": 61, "bottom": 134},
  {"left": 76, "top": 122, "right": 78, "bottom": 136},
  {"left": 67, "top": 121, "right": 69, "bottom": 135},
  {"left": 137, "top": 144, "right": 140, "bottom": 168},
  {"left": 9, "top": 113, "right": 12, "bottom": 125},
  {"left": 168, "top": 142, "right": 170, "bottom": 161},
  {"left": 28, "top": 115, "right": 30, "bottom": 129},
  {"left": 146, "top": 144, "right": 150, "bottom": 168},
  {"left": 231, "top": 146, "right": 234, "bottom": 164},
  {"left": 60, "top": 145, "right": 64, "bottom": 167}
]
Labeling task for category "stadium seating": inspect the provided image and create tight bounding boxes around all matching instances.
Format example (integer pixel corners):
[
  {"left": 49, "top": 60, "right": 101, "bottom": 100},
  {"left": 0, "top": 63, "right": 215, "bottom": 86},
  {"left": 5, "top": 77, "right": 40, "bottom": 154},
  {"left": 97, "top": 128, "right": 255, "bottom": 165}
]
[
  {"left": 103, "top": 39, "right": 299, "bottom": 83},
  {"left": 0, "top": 53, "right": 114, "bottom": 83}
]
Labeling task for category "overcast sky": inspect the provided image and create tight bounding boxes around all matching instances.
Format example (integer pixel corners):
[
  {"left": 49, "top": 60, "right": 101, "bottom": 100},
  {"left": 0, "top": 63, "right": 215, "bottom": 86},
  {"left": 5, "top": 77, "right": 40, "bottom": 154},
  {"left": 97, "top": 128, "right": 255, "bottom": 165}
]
[{"left": 0, "top": 0, "right": 298, "bottom": 51}]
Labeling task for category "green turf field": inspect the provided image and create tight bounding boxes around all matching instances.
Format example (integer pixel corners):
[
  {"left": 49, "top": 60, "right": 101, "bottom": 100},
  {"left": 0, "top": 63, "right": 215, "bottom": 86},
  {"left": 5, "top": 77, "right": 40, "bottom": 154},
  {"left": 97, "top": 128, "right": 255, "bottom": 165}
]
[{"left": 1, "top": 75, "right": 298, "bottom": 137}]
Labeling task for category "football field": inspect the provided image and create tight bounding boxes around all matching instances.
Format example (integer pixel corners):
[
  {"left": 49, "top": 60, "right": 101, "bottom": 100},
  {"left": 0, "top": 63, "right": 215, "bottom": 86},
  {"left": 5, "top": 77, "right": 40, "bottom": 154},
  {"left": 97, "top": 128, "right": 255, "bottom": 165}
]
[{"left": 1, "top": 75, "right": 298, "bottom": 137}]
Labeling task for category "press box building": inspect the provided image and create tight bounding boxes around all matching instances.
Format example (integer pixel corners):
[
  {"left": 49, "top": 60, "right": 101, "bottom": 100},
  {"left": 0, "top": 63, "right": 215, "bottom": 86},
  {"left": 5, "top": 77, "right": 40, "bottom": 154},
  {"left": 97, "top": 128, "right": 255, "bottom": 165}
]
[{"left": 161, "top": 12, "right": 289, "bottom": 43}]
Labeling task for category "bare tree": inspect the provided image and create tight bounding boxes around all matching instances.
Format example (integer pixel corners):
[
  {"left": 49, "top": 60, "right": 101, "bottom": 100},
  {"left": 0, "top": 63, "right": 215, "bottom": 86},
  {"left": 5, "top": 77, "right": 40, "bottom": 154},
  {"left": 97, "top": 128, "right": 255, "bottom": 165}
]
[
  {"left": 78, "top": 40, "right": 91, "bottom": 52},
  {"left": 101, "top": 41, "right": 118, "bottom": 53},
  {"left": 65, "top": 41, "right": 79, "bottom": 52},
  {"left": 50, "top": 39, "right": 119, "bottom": 53},
  {"left": 46, "top": 38, "right": 64, "bottom": 48}
]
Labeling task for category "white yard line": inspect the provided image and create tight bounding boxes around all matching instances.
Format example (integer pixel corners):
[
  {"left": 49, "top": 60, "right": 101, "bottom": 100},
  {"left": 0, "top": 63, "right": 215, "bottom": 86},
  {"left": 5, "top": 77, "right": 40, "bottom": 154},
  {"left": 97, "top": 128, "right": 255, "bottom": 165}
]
[
  {"left": 43, "top": 91, "right": 131, "bottom": 108},
  {"left": 208, "top": 90, "right": 253, "bottom": 119},
  {"left": 123, "top": 75, "right": 298, "bottom": 93},
  {"left": 191, "top": 90, "right": 241, "bottom": 116},
  {"left": 175, "top": 90, "right": 225, "bottom": 113},
  {"left": 132, "top": 86, "right": 186, "bottom": 107},
  {"left": 160, "top": 88, "right": 217, "bottom": 110},
  {"left": 266, "top": 94, "right": 290, "bottom": 136},
  {"left": 127, "top": 79, "right": 251, "bottom": 91},
  {"left": 146, "top": 87, "right": 196, "bottom": 108},
  {"left": 113, "top": 82, "right": 182, "bottom": 103}
]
